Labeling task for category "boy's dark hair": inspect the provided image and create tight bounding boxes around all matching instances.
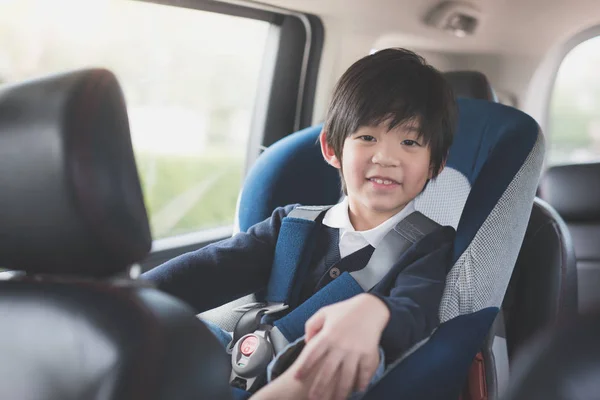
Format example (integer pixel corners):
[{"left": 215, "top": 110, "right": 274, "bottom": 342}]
[{"left": 324, "top": 48, "right": 457, "bottom": 193}]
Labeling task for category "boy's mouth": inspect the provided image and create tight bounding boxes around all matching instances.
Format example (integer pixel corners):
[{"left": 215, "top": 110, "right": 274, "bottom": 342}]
[{"left": 367, "top": 176, "right": 400, "bottom": 186}]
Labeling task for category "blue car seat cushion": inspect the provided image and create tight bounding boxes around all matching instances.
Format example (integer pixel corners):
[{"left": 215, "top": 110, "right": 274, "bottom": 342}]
[{"left": 362, "top": 307, "right": 499, "bottom": 399}]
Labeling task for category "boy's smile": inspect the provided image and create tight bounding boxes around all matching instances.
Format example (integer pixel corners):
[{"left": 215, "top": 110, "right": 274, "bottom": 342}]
[
  {"left": 321, "top": 120, "right": 433, "bottom": 231},
  {"left": 367, "top": 176, "right": 400, "bottom": 188}
]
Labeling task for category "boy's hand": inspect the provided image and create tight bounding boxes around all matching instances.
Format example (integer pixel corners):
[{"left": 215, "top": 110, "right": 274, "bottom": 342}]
[{"left": 293, "top": 293, "right": 390, "bottom": 400}]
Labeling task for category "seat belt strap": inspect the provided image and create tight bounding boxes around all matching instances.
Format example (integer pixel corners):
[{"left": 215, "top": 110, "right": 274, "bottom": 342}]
[
  {"left": 264, "top": 206, "right": 332, "bottom": 305},
  {"left": 350, "top": 211, "right": 441, "bottom": 291},
  {"left": 273, "top": 211, "right": 440, "bottom": 342},
  {"left": 273, "top": 271, "right": 363, "bottom": 340}
]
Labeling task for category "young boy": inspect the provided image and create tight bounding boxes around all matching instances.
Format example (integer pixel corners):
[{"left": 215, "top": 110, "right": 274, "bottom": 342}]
[{"left": 143, "top": 48, "right": 457, "bottom": 400}]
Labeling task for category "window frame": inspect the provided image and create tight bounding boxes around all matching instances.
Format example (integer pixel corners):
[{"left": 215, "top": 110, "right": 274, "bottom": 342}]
[{"left": 135, "top": 0, "right": 324, "bottom": 269}]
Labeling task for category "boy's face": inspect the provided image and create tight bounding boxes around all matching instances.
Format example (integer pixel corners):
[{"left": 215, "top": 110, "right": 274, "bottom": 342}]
[{"left": 321, "top": 120, "right": 433, "bottom": 224}]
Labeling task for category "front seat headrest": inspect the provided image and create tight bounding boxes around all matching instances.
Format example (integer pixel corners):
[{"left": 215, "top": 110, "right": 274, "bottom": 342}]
[
  {"left": 539, "top": 162, "right": 600, "bottom": 222},
  {"left": 0, "top": 69, "right": 151, "bottom": 277},
  {"left": 444, "top": 70, "right": 498, "bottom": 102}
]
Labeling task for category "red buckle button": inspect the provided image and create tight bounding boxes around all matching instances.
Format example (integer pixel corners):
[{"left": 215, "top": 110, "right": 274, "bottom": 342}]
[{"left": 240, "top": 335, "right": 259, "bottom": 356}]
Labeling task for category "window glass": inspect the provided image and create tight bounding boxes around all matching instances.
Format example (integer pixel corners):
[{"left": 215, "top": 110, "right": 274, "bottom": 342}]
[
  {"left": 548, "top": 36, "right": 600, "bottom": 165},
  {"left": 0, "top": 0, "right": 270, "bottom": 239}
]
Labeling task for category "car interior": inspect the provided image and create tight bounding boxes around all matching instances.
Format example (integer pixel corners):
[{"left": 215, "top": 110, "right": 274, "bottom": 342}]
[{"left": 0, "top": 0, "right": 599, "bottom": 399}]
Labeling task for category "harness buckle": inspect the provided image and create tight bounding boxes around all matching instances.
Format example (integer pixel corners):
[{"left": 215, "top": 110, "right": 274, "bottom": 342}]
[
  {"left": 230, "top": 329, "right": 274, "bottom": 392},
  {"left": 228, "top": 303, "right": 289, "bottom": 392}
]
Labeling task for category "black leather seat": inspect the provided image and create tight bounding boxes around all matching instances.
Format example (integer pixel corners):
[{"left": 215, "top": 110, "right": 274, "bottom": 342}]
[
  {"left": 502, "top": 198, "right": 578, "bottom": 357},
  {"left": 444, "top": 70, "right": 578, "bottom": 398},
  {"left": 540, "top": 163, "right": 600, "bottom": 312},
  {"left": 0, "top": 70, "right": 232, "bottom": 400},
  {"left": 503, "top": 310, "right": 600, "bottom": 400}
]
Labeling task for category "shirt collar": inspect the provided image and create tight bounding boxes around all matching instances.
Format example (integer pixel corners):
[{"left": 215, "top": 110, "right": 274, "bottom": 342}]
[
  {"left": 322, "top": 197, "right": 353, "bottom": 230},
  {"left": 322, "top": 197, "right": 416, "bottom": 248}
]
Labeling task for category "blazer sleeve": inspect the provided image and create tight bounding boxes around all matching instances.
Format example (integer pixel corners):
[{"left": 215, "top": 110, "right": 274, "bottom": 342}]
[{"left": 142, "top": 204, "right": 297, "bottom": 313}]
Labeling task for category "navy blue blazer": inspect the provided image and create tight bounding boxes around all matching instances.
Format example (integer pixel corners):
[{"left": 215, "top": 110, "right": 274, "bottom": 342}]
[{"left": 143, "top": 204, "right": 455, "bottom": 360}]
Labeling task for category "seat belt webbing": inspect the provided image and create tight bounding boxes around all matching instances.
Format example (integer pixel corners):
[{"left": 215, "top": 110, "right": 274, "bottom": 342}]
[
  {"left": 350, "top": 211, "right": 441, "bottom": 291},
  {"left": 264, "top": 206, "right": 332, "bottom": 305},
  {"left": 273, "top": 210, "right": 440, "bottom": 343},
  {"left": 273, "top": 271, "right": 363, "bottom": 340}
]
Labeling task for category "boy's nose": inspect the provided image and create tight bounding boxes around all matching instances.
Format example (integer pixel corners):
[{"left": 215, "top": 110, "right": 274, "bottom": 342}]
[{"left": 372, "top": 149, "right": 400, "bottom": 167}]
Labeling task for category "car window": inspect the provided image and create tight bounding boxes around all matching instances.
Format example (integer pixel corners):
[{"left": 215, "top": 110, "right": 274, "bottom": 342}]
[
  {"left": 548, "top": 36, "right": 600, "bottom": 165},
  {"left": 0, "top": 0, "right": 270, "bottom": 240}
]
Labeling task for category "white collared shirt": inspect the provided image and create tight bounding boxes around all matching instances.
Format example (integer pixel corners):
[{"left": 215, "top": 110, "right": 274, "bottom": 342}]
[{"left": 322, "top": 197, "right": 416, "bottom": 259}]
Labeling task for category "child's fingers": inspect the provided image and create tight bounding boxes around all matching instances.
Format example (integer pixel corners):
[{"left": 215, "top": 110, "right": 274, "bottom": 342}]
[
  {"left": 293, "top": 334, "right": 329, "bottom": 380},
  {"left": 334, "top": 355, "right": 360, "bottom": 400},
  {"left": 356, "top": 354, "right": 380, "bottom": 392},
  {"left": 304, "top": 310, "right": 326, "bottom": 342},
  {"left": 308, "top": 350, "right": 343, "bottom": 400},
  {"left": 316, "top": 367, "right": 339, "bottom": 400}
]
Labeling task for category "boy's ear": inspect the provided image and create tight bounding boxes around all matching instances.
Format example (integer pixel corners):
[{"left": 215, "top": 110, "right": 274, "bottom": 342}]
[{"left": 319, "top": 130, "right": 341, "bottom": 169}]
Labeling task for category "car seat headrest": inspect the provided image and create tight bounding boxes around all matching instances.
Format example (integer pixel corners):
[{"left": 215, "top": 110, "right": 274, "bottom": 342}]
[
  {"left": 539, "top": 162, "right": 600, "bottom": 222},
  {"left": 444, "top": 71, "right": 498, "bottom": 102},
  {"left": 0, "top": 69, "right": 151, "bottom": 277},
  {"left": 237, "top": 124, "right": 342, "bottom": 232}
]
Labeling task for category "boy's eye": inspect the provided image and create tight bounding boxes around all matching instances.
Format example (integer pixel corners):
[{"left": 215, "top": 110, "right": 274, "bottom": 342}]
[
  {"left": 358, "top": 135, "right": 376, "bottom": 142},
  {"left": 402, "top": 139, "right": 421, "bottom": 147}
]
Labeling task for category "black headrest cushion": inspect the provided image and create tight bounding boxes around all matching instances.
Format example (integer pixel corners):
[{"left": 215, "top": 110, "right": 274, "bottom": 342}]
[
  {"left": 0, "top": 69, "right": 151, "bottom": 276},
  {"left": 444, "top": 70, "right": 498, "bottom": 102},
  {"left": 540, "top": 162, "right": 600, "bottom": 222}
]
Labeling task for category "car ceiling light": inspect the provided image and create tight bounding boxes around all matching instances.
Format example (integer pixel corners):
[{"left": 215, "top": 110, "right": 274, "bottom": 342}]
[{"left": 424, "top": 1, "right": 482, "bottom": 37}]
